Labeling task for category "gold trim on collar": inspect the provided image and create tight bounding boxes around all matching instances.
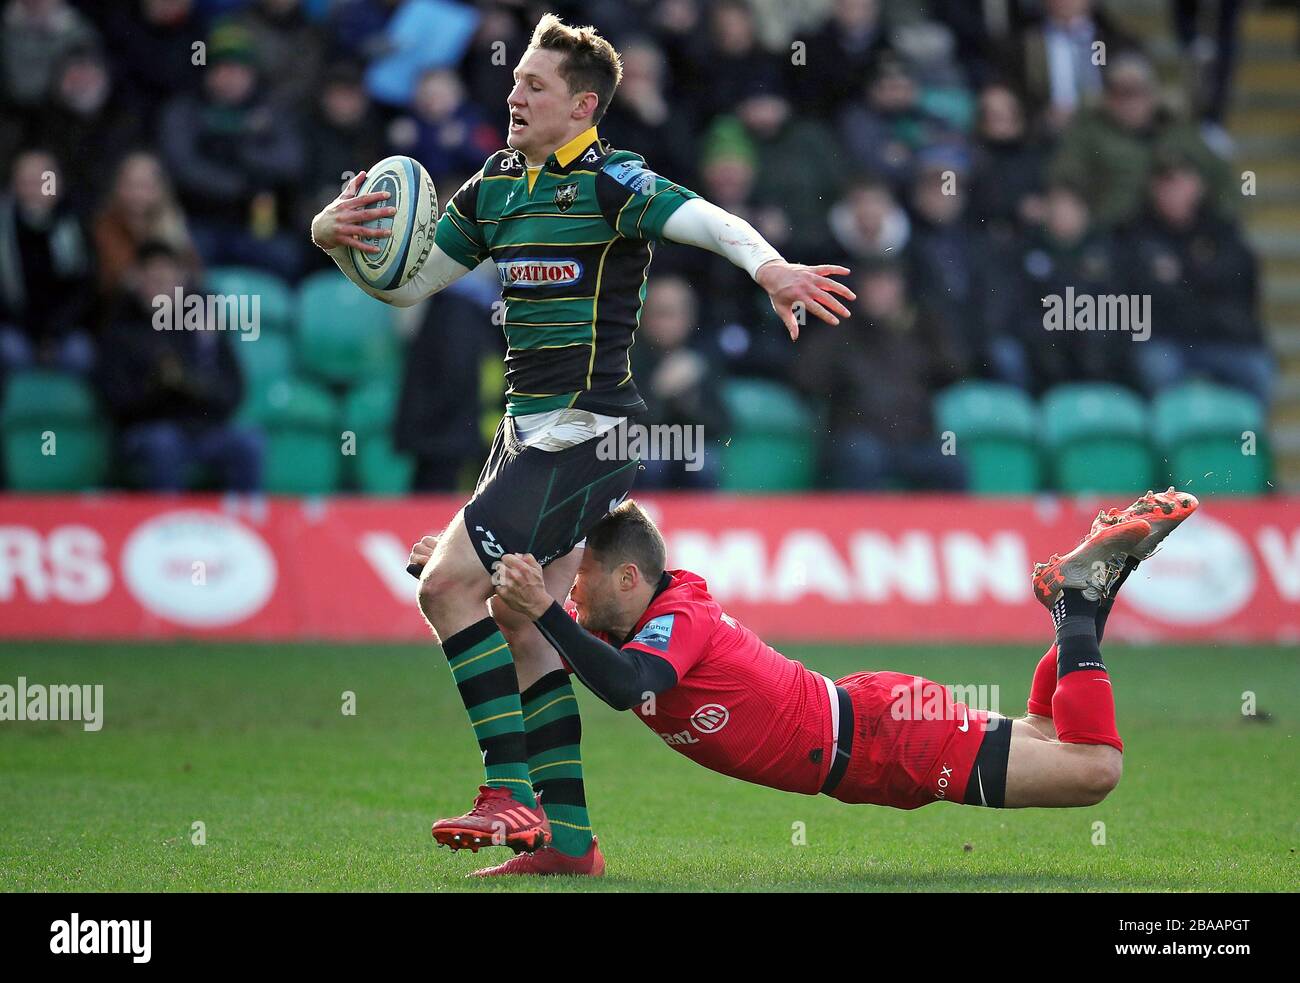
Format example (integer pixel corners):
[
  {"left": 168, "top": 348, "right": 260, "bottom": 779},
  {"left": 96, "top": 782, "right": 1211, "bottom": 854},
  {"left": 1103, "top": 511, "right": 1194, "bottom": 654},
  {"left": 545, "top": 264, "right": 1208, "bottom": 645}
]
[{"left": 553, "top": 126, "right": 599, "bottom": 168}]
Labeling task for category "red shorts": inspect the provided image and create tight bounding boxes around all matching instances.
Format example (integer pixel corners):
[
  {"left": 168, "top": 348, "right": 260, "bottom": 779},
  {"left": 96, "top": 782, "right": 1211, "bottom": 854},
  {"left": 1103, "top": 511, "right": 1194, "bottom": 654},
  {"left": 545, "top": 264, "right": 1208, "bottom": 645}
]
[{"left": 829, "top": 670, "right": 1008, "bottom": 810}]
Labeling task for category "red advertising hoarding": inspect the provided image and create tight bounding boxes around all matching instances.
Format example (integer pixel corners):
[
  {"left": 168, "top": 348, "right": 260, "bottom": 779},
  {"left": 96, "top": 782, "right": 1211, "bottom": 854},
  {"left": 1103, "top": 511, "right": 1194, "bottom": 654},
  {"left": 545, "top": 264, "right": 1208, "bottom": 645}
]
[{"left": 1, "top": 494, "right": 1296, "bottom": 642}]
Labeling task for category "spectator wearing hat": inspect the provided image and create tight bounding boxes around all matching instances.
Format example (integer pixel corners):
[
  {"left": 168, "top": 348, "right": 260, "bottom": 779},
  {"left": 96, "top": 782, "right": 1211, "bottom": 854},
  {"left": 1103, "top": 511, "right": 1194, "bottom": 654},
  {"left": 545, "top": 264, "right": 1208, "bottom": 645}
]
[{"left": 157, "top": 24, "right": 307, "bottom": 278}]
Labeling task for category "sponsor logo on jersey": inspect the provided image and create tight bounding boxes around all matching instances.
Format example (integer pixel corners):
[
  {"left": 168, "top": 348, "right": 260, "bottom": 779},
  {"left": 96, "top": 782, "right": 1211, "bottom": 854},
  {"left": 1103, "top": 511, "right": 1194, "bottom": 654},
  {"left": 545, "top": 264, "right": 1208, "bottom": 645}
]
[
  {"left": 497, "top": 259, "right": 583, "bottom": 288},
  {"left": 579, "top": 146, "right": 601, "bottom": 164},
  {"left": 602, "top": 158, "right": 659, "bottom": 196},
  {"left": 553, "top": 182, "right": 579, "bottom": 212},
  {"left": 630, "top": 613, "right": 674, "bottom": 652},
  {"left": 691, "top": 703, "right": 729, "bottom": 734}
]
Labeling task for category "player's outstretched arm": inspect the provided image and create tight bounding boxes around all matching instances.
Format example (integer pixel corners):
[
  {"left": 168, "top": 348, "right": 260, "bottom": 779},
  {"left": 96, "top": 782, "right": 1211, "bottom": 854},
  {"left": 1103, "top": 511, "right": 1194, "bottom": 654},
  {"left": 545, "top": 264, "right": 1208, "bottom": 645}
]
[
  {"left": 660, "top": 197, "right": 854, "bottom": 340},
  {"left": 311, "top": 170, "right": 471, "bottom": 307}
]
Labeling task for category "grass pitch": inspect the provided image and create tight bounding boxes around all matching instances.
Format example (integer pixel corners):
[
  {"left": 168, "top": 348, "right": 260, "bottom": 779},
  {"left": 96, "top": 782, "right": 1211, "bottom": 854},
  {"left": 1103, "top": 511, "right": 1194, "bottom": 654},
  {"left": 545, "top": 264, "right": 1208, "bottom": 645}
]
[{"left": 0, "top": 641, "right": 1294, "bottom": 892}]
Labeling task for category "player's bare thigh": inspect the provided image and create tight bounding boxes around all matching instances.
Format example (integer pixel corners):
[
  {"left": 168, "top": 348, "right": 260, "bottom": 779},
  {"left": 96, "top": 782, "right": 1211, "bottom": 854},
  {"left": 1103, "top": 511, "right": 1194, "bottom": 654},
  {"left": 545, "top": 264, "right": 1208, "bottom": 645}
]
[
  {"left": 417, "top": 509, "right": 494, "bottom": 638},
  {"left": 1003, "top": 718, "right": 1122, "bottom": 808},
  {"left": 490, "top": 548, "right": 582, "bottom": 692}
]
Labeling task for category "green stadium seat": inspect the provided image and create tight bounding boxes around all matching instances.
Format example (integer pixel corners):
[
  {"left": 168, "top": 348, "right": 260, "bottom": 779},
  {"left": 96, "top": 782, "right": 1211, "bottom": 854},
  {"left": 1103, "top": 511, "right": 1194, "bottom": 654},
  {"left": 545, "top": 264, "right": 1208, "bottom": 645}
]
[
  {"left": 934, "top": 381, "right": 1041, "bottom": 494},
  {"left": 1041, "top": 383, "right": 1155, "bottom": 494},
  {"left": 340, "top": 381, "right": 414, "bottom": 495},
  {"left": 0, "top": 370, "right": 110, "bottom": 491},
  {"left": 240, "top": 376, "right": 341, "bottom": 494},
  {"left": 719, "top": 378, "right": 816, "bottom": 492},
  {"left": 233, "top": 332, "right": 296, "bottom": 386},
  {"left": 296, "top": 271, "right": 398, "bottom": 386},
  {"left": 1153, "top": 382, "right": 1270, "bottom": 495},
  {"left": 204, "top": 266, "right": 295, "bottom": 335}
]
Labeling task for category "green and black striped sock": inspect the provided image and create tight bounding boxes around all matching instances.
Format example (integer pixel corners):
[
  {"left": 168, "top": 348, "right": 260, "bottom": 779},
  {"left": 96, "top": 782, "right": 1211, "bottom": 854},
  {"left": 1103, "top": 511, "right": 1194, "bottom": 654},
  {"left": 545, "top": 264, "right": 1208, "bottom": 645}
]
[
  {"left": 441, "top": 618, "right": 536, "bottom": 808},
  {"left": 521, "top": 670, "right": 593, "bottom": 857}
]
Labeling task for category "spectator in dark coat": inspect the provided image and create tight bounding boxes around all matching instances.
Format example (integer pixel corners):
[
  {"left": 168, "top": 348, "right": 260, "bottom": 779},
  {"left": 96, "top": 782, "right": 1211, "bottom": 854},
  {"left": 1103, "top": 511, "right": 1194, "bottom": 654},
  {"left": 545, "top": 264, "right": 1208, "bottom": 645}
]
[
  {"left": 158, "top": 25, "right": 306, "bottom": 278},
  {"left": 839, "top": 53, "right": 961, "bottom": 195},
  {"left": 0, "top": 0, "right": 99, "bottom": 120},
  {"left": 789, "top": 0, "right": 891, "bottom": 121},
  {"left": 298, "top": 62, "right": 385, "bottom": 270},
  {"left": 0, "top": 148, "right": 94, "bottom": 376},
  {"left": 691, "top": 0, "right": 787, "bottom": 123},
  {"left": 30, "top": 44, "right": 144, "bottom": 214},
  {"left": 905, "top": 148, "right": 1020, "bottom": 386},
  {"left": 1124, "top": 157, "right": 1273, "bottom": 405},
  {"left": 992, "top": 180, "right": 1127, "bottom": 393},
  {"left": 99, "top": 0, "right": 201, "bottom": 132},
  {"left": 393, "top": 266, "right": 499, "bottom": 491},
  {"left": 628, "top": 276, "right": 726, "bottom": 490},
  {"left": 96, "top": 240, "right": 262, "bottom": 491},
  {"left": 229, "top": 0, "right": 327, "bottom": 112},
  {"left": 967, "top": 82, "right": 1047, "bottom": 240},
  {"left": 793, "top": 259, "right": 969, "bottom": 491},
  {"left": 598, "top": 37, "right": 698, "bottom": 192}
]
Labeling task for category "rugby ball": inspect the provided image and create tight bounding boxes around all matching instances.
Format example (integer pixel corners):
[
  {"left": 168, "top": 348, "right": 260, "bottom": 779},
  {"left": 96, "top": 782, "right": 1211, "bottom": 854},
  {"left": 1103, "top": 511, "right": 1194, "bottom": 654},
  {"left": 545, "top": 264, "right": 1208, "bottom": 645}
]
[{"left": 350, "top": 155, "right": 439, "bottom": 291}]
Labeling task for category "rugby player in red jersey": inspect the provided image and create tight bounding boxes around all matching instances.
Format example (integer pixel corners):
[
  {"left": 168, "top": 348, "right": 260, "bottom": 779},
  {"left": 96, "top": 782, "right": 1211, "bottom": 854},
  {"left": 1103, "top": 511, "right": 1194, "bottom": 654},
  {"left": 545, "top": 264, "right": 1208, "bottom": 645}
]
[{"left": 408, "top": 489, "right": 1197, "bottom": 877}]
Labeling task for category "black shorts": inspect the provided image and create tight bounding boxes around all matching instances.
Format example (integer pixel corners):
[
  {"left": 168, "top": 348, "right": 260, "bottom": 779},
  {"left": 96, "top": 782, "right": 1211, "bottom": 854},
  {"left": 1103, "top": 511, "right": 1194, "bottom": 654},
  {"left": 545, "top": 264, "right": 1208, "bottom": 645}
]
[{"left": 462, "top": 416, "right": 640, "bottom": 572}]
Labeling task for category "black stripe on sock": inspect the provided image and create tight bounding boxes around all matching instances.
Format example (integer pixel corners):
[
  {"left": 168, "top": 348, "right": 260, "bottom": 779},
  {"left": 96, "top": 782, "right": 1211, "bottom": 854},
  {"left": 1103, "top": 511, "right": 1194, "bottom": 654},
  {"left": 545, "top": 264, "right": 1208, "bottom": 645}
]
[
  {"left": 479, "top": 731, "right": 528, "bottom": 763},
  {"left": 441, "top": 616, "right": 501, "bottom": 659},
  {"left": 524, "top": 715, "right": 582, "bottom": 755},
  {"left": 1057, "top": 615, "right": 1107, "bottom": 677},
  {"left": 521, "top": 669, "right": 572, "bottom": 706},
  {"left": 531, "top": 776, "right": 587, "bottom": 808},
  {"left": 456, "top": 662, "right": 523, "bottom": 710}
]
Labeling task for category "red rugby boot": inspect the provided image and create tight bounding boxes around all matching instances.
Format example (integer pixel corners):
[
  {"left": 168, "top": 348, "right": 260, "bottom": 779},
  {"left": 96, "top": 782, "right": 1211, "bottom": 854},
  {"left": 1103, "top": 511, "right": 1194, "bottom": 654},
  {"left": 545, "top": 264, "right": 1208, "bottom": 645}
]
[
  {"left": 431, "top": 786, "right": 550, "bottom": 854},
  {"left": 467, "top": 837, "right": 605, "bottom": 878},
  {"left": 1032, "top": 517, "right": 1152, "bottom": 610},
  {"left": 1089, "top": 487, "right": 1199, "bottom": 561}
]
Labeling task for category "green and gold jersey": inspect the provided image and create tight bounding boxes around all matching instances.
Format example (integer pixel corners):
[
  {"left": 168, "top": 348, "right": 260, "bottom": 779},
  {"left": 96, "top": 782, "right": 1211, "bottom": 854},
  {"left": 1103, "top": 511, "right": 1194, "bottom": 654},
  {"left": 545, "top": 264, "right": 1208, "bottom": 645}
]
[{"left": 433, "top": 126, "right": 697, "bottom": 416}]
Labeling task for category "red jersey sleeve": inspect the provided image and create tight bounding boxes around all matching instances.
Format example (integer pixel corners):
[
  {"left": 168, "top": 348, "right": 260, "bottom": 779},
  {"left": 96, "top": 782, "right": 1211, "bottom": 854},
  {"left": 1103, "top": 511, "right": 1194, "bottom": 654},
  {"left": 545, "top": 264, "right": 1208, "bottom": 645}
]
[{"left": 621, "top": 600, "right": 712, "bottom": 680}]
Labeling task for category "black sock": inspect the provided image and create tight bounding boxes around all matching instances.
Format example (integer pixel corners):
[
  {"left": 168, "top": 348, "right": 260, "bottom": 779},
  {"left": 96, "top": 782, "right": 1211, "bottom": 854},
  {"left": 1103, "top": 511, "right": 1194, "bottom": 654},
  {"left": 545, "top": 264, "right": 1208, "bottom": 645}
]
[
  {"left": 1095, "top": 557, "right": 1139, "bottom": 644},
  {"left": 1054, "top": 588, "right": 1106, "bottom": 676}
]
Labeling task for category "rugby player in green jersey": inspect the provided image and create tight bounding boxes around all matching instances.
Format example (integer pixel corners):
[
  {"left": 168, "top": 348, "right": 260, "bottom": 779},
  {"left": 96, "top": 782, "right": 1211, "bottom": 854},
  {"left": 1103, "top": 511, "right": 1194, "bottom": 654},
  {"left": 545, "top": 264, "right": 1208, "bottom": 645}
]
[{"left": 310, "top": 13, "right": 855, "bottom": 876}]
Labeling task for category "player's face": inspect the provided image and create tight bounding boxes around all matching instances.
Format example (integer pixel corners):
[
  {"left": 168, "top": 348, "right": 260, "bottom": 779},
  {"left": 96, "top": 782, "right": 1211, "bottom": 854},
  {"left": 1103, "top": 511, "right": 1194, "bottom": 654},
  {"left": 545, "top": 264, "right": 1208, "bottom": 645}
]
[
  {"left": 507, "top": 48, "right": 586, "bottom": 162},
  {"left": 567, "top": 549, "right": 621, "bottom": 633}
]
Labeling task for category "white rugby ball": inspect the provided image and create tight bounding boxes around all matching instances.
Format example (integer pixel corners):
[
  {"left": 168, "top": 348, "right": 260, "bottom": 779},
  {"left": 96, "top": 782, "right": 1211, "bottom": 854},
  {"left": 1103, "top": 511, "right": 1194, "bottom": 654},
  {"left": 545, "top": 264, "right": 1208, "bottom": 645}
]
[{"left": 350, "top": 155, "right": 439, "bottom": 291}]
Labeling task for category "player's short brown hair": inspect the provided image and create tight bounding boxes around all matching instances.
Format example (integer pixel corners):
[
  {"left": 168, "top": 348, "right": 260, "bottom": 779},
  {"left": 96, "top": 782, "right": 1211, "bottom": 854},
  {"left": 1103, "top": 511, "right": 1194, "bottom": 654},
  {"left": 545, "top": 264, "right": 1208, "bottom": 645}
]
[
  {"left": 586, "top": 500, "right": 665, "bottom": 582},
  {"left": 528, "top": 13, "right": 623, "bottom": 123}
]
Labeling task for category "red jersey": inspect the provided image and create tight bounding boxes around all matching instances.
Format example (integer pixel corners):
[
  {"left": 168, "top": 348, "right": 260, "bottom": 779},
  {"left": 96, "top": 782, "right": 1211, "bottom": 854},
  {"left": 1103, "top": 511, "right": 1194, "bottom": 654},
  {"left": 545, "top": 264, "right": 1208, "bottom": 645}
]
[{"left": 578, "top": 569, "right": 836, "bottom": 795}]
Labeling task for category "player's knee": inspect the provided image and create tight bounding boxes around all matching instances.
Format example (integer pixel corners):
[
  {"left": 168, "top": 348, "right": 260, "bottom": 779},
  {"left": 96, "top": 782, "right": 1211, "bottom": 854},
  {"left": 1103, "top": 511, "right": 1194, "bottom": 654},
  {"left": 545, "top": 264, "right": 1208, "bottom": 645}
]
[
  {"left": 417, "top": 559, "right": 483, "bottom": 624},
  {"left": 1077, "top": 752, "right": 1123, "bottom": 804}
]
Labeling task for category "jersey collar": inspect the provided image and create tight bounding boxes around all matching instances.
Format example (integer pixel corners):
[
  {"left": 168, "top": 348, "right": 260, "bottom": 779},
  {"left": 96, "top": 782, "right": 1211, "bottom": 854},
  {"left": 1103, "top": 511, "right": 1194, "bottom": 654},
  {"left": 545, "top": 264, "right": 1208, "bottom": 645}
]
[
  {"left": 550, "top": 125, "right": 601, "bottom": 171},
  {"left": 619, "top": 571, "right": 676, "bottom": 647}
]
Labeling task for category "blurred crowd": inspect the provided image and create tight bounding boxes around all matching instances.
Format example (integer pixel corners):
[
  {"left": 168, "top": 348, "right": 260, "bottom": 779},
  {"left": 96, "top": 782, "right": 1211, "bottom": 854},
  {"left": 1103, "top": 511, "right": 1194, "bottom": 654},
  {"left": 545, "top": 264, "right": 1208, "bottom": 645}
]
[{"left": 0, "top": 0, "right": 1276, "bottom": 492}]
